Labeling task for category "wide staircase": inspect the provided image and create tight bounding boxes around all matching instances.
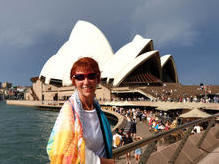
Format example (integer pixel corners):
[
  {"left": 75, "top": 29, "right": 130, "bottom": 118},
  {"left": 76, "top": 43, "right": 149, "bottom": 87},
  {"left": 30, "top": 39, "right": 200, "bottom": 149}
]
[{"left": 140, "top": 83, "right": 219, "bottom": 100}]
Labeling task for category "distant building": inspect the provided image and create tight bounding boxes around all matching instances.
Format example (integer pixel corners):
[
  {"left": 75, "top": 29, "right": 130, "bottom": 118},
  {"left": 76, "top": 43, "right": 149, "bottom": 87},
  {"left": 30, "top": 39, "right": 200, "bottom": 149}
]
[
  {"left": 2, "top": 82, "right": 12, "bottom": 89},
  {"left": 25, "top": 20, "right": 179, "bottom": 102},
  {"left": 25, "top": 21, "right": 219, "bottom": 103}
]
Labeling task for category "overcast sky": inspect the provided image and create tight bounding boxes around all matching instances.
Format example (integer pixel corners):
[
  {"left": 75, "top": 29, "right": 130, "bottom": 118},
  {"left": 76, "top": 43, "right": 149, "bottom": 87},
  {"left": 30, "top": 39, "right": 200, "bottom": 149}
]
[{"left": 0, "top": 0, "right": 218, "bottom": 86}]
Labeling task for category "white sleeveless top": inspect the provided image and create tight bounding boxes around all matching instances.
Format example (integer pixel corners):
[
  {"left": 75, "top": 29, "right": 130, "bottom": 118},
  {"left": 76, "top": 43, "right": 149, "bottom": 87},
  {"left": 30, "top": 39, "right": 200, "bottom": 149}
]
[{"left": 82, "top": 109, "right": 106, "bottom": 158}]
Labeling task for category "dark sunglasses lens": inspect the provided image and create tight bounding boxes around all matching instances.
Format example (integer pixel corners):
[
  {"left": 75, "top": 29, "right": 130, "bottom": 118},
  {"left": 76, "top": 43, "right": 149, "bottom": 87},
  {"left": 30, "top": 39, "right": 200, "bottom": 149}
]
[
  {"left": 74, "top": 74, "right": 85, "bottom": 80},
  {"left": 87, "top": 73, "right": 97, "bottom": 80}
]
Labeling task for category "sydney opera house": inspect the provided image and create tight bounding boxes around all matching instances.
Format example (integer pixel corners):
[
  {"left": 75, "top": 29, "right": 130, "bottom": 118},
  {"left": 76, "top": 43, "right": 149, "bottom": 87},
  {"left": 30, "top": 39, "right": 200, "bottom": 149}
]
[{"left": 25, "top": 20, "right": 181, "bottom": 102}]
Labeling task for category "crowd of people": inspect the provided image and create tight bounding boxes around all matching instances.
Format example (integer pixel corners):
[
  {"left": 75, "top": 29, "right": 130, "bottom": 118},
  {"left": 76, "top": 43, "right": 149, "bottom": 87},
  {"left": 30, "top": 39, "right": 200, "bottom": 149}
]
[
  {"left": 151, "top": 86, "right": 219, "bottom": 103},
  {"left": 107, "top": 106, "right": 180, "bottom": 133},
  {"left": 99, "top": 94, "right": 219, "bottom": 104},
  {"left": 99, "top": 87, "right": 219, "bottom": 104},
  {"left": 101, "top": 106, "right": 179, "bottom": 163},
  {"left": 112, "top": 128, "right": 142, "bottom": 164},
  {"left": 103, "top": 106, "right": 205, "bottom": 163},
  {"left": 101, "top": 106, "right": 144, "bottom": 164}
]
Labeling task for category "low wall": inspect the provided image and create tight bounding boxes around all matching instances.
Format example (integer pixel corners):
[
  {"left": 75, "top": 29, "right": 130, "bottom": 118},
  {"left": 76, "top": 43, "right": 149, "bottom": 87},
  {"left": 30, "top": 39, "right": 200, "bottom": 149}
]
[
  {"left": 6, "top": 100, "right": 42, "bottom": 106},
  {"left": 103, "top": 109, "right": 127, "bottom": 134},
  {"left": 147, "top": 124, "right": 219, "bottom": 164}
]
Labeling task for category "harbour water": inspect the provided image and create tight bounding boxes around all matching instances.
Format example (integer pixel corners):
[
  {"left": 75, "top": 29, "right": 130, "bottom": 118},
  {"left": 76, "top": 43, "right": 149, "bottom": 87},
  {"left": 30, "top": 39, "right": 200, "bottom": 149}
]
[
  {"left": 0, "top": 101, "right": 58, "bottom": 164},
  {"left": 0, "top": 101, "right": 116, "bottom": 164}
]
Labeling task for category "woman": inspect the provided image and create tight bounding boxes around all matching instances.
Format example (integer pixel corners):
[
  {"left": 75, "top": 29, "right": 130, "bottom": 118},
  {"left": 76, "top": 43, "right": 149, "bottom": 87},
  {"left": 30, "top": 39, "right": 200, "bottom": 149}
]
[{"left": 47, "top": 57, "right": 114, "bottom": 164}]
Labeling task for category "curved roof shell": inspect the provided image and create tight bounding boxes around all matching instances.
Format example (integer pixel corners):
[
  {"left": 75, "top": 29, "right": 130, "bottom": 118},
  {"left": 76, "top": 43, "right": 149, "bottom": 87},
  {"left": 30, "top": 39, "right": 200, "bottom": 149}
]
[
  {"left": 102, "top": 35, "right": 153, "bottom": 79},
  {"left": 113, "top": 50, "right": 161, "bottom": 86},
  {"left": 161, "top": 55, "right": 179, "bottom": 83},
  {"left": 40, "top": 20, "right": 114, "bottom": 86}
]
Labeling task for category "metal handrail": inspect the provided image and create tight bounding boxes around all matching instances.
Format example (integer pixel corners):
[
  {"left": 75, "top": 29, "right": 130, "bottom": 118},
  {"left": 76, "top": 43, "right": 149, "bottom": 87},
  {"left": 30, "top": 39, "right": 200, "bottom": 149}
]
[{"left": 113, "top": 113, "right": 219, "bottom": 158}]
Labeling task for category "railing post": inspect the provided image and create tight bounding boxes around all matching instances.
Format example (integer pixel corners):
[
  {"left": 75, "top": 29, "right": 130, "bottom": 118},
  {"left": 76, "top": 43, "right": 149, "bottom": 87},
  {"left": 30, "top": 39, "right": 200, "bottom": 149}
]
[
  {"left": 197, "top": 118, "right": 215, "bottom": 148},
  {"left": 168, "top": 126, "right": 193, "bottom": 164},
  {"left": 139, "top": 141, "right": 157, "bottom": 164}
]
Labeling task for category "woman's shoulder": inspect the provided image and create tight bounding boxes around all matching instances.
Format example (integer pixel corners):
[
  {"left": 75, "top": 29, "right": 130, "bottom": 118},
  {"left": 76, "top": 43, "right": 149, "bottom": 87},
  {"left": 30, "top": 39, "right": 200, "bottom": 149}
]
[{"left": 59, "top": 100, "right": 74, "bottom": 115}]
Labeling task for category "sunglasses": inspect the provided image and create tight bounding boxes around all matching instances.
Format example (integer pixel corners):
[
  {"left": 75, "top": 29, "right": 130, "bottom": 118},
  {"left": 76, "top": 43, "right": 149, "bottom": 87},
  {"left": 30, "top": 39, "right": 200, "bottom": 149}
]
[{"left": 72, "top": 73, "right": 98, "bottom": 81}]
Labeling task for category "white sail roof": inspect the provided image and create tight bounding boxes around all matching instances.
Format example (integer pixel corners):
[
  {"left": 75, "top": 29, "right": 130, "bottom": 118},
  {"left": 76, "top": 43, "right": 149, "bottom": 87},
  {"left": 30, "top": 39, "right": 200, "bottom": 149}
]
[
  {"left": 40, "top": 20, "right": 114, "bottom": 86},
  {"left": 161, "top": 54, "right": 172, "bottom": 67},
  {"left": 113, "top": 50, "right": 160, "bottom": 86},
  {"left": 102, "top": 34, "right": 152, "bottom": 79},
  {"left": 160, "top": 54, "right": 179, "bottom": 83},
  {"left": 39, "top": 20, "right": 178, "bottom": 87}
]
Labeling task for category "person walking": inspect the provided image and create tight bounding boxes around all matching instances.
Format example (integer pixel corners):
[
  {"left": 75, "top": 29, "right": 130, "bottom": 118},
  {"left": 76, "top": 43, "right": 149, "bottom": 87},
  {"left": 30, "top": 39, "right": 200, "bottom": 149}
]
[{"left": 123, "top": 132, "right": 133, "bottom": 164}]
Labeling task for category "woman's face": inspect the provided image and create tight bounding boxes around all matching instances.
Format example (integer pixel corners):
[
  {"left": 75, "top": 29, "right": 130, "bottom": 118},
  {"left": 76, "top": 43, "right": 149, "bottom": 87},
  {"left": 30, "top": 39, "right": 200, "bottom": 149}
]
[{"left": 73, "top": 70, "right": 99, "bottom": 100}]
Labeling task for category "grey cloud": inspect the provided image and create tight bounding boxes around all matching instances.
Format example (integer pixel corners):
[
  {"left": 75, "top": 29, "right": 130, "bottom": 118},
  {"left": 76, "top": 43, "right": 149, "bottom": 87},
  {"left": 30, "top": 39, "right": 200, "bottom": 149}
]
[
  {"left": 0, "top": 0, "right": 138, "bottom": 48},
  {"left": 145, "top": 20, "right": 199, "bottom": 47},
  {"left": 0, "top": 0, "right": 78, "bottom": 47},
  {"left": 1, "top": 0, "right": 218, "bottom": 49},
  {"left": 130, "top": 0, "right": 215, "bottom": 47}
]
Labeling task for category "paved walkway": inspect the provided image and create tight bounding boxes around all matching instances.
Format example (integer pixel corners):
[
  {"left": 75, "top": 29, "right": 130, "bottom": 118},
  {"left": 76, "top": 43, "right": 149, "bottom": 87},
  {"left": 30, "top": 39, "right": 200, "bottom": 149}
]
[{"left": 197, "top": 146, "right": 219, "bottom": 164}]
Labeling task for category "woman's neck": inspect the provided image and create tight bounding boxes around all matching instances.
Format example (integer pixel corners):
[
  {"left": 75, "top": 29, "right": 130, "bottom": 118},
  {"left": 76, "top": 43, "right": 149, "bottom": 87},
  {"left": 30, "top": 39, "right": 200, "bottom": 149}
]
[{"left": 79, "top": 94, "right": 94, "bottom": 110}]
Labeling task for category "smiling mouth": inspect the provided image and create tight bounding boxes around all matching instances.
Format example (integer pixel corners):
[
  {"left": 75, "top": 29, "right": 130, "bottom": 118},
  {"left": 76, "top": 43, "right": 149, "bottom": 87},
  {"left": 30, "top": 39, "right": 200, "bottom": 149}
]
[{"left": 82, "top": 86, "right": 93, "bottom": 90}]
